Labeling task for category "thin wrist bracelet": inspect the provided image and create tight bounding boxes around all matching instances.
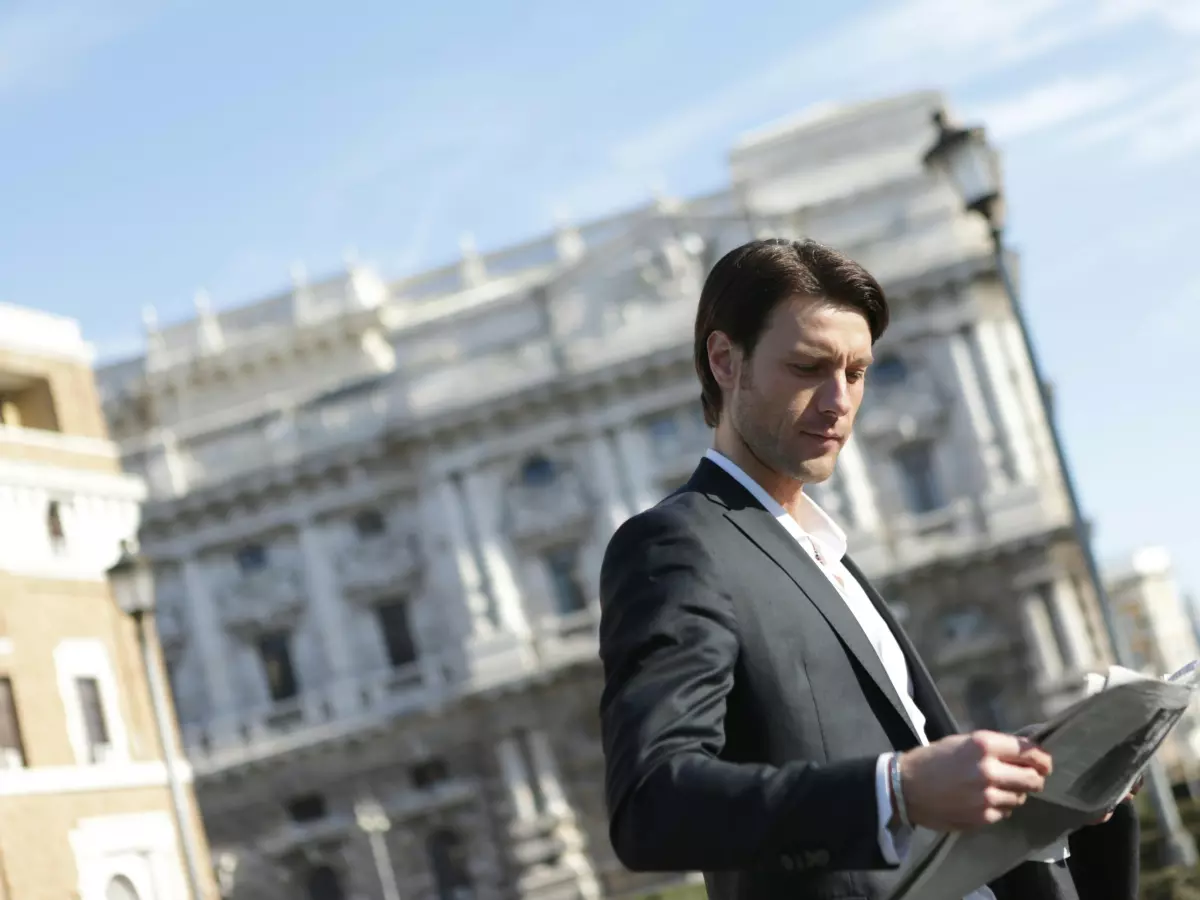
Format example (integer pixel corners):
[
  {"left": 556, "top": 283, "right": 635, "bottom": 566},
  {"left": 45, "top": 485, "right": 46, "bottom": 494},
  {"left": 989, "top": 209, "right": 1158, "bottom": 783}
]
[{"left": 890, "top": 753, "right": 911, "bottom": 828}]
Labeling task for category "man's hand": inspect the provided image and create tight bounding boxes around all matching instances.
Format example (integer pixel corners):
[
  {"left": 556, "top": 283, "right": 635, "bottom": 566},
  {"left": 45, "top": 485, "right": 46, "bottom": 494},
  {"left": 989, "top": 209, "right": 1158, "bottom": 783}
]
[
  {"left": 1090, "top": 775, "right": 1144, "bottom": 824},
  {"left": 899, "top": 731, "right": 1053, "bottom": 831}
]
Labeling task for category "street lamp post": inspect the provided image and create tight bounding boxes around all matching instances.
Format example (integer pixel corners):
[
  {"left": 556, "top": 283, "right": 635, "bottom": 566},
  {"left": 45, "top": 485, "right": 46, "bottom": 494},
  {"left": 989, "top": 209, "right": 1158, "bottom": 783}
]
[
  {"left": 355, "top": 798, "right": 402, "bottom": 900},
  {"left": 107, "top": 542, "right": 211, "bottom": 899},
  {"left": 924, "top": 110, "right": 1199, "bottom": 869}
]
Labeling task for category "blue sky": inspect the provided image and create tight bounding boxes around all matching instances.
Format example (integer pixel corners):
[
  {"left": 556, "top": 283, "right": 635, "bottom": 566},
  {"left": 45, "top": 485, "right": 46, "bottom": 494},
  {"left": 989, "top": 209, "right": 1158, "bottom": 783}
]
[{"left": 1, "top": 0, "right": 1198, "bottom": 598}]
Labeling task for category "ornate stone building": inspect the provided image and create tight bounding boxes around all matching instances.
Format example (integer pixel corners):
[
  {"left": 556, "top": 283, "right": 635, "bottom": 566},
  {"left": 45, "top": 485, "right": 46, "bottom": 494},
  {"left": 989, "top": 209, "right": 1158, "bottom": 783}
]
[
  {"left": 1107, "top": 547, "right": 1200, "bottom": 787},
  {"left": 96, "top": 90, "right": 1113, "bottom": 900},
  {"left": 0, "top": 303, "right": 217, "bottom": 900}
]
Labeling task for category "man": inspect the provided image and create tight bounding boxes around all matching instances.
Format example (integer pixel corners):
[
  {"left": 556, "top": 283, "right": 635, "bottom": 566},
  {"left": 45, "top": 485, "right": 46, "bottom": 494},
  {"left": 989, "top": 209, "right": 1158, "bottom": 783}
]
[{"left": 597, "top": 239, "right": 1139, "bottom": 900}]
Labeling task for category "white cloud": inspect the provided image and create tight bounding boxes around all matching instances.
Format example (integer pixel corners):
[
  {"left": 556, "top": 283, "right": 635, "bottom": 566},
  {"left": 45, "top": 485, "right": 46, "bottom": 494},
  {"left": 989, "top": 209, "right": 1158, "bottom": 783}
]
[
  {"left": 972, "top": 74, "right": 1140, "bottom": 141},
  {"left": 1066, "top": 65, "right": 1200, "bottom": 164},
  {"left": 607, "top": 0, "right": 1146, "bottom": 172},
  {"left": 0, "top": 0, "right": 158, "bottom": 99}
]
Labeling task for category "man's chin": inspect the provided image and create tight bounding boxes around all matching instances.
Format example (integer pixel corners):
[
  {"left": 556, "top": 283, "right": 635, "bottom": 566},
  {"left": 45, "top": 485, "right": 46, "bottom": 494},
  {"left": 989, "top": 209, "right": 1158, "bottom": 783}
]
[{"left": 790, "top": 456, "right": 838, "bottom": 485}]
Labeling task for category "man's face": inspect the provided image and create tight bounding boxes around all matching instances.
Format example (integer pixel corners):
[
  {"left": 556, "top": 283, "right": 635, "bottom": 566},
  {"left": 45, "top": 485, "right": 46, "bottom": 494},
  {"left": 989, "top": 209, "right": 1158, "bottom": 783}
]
[{"left": 709, "top": 295, "right": 873, "bottom": 484}]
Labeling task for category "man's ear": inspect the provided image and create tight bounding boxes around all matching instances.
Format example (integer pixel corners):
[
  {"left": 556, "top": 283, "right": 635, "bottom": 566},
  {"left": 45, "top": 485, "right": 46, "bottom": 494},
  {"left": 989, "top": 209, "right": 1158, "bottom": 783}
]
[{"left": 707, "top": 330, "right": 739, "bottom": 391}]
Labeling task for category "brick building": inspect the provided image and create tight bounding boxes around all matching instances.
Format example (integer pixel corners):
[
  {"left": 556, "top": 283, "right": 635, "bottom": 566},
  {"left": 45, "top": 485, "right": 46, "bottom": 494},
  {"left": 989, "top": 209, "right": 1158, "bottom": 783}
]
[{"left": 0, "top": 303, "right": 217, "bottom": 900}]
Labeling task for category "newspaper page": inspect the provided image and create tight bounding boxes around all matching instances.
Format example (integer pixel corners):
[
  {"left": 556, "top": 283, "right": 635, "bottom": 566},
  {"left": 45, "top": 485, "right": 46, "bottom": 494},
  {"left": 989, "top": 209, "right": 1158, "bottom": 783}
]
[{"left": 886, "top": 662, "right": 1199, "bottom": 900}]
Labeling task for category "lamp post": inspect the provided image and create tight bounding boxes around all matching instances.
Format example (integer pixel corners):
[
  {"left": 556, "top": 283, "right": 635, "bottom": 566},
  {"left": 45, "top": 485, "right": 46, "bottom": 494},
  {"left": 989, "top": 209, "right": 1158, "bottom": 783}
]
[
  {"left": 355, "top": 798, "right": 402, "bottom": 900},
  {"left": 924, "top": 110, "right": 1198, "bottom": 869},
  {"left": 107, "top": 541, "right": 211, "bottom": 899}
]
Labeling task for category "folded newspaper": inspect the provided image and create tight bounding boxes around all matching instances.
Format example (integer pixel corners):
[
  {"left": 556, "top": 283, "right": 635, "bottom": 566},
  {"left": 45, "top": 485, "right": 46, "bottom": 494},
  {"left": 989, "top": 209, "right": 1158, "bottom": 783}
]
[{"left": 886, "top": 660, "right": 1200, "bottom": 900}]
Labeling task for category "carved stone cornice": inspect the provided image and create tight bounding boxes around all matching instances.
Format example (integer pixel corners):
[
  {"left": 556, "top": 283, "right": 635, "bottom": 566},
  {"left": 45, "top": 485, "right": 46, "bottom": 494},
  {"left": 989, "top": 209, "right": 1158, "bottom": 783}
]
[
  {"left": 215, "top": 565, "right": 307, "bottom": 637},
  {"left": 336, "top": 533, "right": 424, "bottom": 603}
]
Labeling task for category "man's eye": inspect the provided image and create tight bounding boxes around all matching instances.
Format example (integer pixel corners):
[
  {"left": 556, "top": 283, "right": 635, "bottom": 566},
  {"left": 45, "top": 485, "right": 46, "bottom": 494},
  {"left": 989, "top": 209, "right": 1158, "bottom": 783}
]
[
  {"left": 848, "top": 370, "right": 866, "bottom": 383},
  {"left": 790, "top": 364, "right": 819, "bottom": 376}
]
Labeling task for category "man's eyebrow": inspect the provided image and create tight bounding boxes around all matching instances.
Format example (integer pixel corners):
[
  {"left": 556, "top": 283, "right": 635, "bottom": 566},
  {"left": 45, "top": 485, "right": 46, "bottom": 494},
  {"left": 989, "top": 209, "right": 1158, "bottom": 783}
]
[{"left": 788, "top": 345, "right": 874, "bottom": 366}]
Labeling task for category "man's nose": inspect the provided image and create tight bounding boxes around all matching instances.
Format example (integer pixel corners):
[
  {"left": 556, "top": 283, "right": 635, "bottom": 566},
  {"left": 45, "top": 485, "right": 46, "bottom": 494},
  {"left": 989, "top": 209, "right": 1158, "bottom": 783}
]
[{"left": 816, "top": 374, "right": 853, "bottom": 416}]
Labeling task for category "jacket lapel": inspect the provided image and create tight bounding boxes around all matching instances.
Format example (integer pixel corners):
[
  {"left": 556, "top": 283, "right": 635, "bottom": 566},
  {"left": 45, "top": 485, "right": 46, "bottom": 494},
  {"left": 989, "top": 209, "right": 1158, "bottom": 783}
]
[
  {"left": 843, "top": 555, "right": 960, "bottom": 740},
  {"left": 687, "top": 461, "right": 923, "bottom": 743}
]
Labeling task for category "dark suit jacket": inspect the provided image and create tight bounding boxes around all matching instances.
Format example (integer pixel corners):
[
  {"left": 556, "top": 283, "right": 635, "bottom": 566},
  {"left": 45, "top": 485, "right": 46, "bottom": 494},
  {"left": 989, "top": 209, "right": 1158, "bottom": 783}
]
[{"left": 597, "top": 460, "right": 1138, "bottom": 900}]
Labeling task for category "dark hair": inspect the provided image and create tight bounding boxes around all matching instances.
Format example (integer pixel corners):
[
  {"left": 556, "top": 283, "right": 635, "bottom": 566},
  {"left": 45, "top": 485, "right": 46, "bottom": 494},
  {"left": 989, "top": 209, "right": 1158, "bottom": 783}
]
[{"left": 693, "top": 238, "right": 889, "bottom": 427}]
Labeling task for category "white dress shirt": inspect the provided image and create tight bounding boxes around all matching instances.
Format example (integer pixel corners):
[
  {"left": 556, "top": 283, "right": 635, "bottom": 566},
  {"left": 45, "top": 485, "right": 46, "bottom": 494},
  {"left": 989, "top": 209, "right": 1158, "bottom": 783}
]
[{"left": 704, "top": 450, "right": 997, "bottom": 900}]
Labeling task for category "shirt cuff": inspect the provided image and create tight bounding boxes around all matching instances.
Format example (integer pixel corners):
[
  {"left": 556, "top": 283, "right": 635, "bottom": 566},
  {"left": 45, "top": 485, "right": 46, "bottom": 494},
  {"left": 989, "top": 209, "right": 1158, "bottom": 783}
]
[{"left": 876, "top": 752, "right": 912, "bottom": 865}]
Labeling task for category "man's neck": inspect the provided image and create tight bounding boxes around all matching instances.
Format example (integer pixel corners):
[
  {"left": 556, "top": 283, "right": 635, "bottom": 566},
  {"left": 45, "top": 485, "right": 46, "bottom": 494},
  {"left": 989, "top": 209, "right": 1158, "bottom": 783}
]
[{"left": 711, "top": 428, "right": 808, "bottom": 520}]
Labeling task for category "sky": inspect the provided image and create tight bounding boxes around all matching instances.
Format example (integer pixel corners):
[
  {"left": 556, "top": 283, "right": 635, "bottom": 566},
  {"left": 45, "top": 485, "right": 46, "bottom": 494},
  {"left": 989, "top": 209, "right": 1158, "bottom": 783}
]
[{"left": 1, "top": 0, "right": 1198, "bottom": 596}]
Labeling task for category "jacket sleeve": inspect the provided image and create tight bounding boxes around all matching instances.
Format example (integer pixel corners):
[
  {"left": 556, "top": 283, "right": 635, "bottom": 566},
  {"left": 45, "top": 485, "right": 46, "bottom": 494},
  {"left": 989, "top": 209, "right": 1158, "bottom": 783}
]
[
  {"left": 1066, "top": 799, "right": 1140, "bottom": 900},
  {"left": 597, "top": 505, "right": 885, "bottom": 874}
]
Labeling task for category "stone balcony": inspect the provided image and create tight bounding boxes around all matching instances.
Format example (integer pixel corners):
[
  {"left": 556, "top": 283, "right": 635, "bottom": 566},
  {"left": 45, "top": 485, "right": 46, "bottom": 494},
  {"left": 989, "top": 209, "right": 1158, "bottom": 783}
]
[
  {"left": 214, "top": 564, "right": 307, "bottom": 636},
  {"left": 182, "top": 659, "right": 443, "bottom": 777},
  {"left": 336, "top": 532, "right": 423, "bottom": 602},
  {"left": 506, "top": 480, "right": 592, "bottom": 548}
]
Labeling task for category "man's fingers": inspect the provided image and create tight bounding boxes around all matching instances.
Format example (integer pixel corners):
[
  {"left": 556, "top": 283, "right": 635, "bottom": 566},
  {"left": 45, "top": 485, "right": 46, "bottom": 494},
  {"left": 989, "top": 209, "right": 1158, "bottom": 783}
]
[
  {"left": 975, "top": 730, "right": 1053, "bottom": 774},
  {"left": 984, "top": 787, "right": 1028, "bottom": 811},
  {"left": 985, "top": 760, "right": 1047, "bottom": 794}
]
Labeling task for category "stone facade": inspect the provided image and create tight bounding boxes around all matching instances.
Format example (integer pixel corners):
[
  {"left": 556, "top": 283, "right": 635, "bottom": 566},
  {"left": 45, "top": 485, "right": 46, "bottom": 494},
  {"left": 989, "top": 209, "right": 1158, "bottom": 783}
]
[
  {"left": 0, "top": 303, "right": 217, "bottom": 899},
  {"left": 1107, "top": 548, "right": 1200, "bottom": 786},
  {"left": 96, "top": 90, "right": 1113, "bottom": 900}
]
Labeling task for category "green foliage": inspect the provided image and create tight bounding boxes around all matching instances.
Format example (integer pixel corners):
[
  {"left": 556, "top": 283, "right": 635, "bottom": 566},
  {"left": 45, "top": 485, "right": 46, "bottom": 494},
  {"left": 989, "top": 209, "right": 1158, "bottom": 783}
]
[
  {"left": 1141, "top": 867, "right": 1200, "bottom": 900},
  {"left": 1140, "top": 795, "right": 1200, "bottom": 899}
]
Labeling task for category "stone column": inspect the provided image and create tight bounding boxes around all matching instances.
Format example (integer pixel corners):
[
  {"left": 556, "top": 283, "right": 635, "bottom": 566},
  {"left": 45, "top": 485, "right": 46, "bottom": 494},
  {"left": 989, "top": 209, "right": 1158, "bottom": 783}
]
[
  {"left": 1020, "top": 587, "right": 1066, "bottom": 683},
  {"left": 947, "top": 327, "right": 1009, "bottom": 490},
  {"left": 461, "top": 469, "right": 529, "bottom": 638},
  {"left": 1050, "top": 577, "right": 1095, "bottom": 672},
  {"left": 527, "top": 730, "right": 570, "bottom": 815},
  {"left": 996, "top": 317, "right": 1059, "bottom": 479},
  {"left": 613, "top": 427, "right": 660, "bottom": 513},
  {"left": 969, "top": 320, "right": 1039, "bottom": 483},
  {"left": 497, "top": 736, "right": 537, "bottom": 821},
  {"left": 835, "top": 436, "right": 879, "bottom": 533},
  {"left": 584, "top": 430, "right": 633, "bottom": 535},
  {"left": 426, "top": 476, "right": 496, "bottom": 635},
  {"left": 296, "top": 521, "right": 357, "bottom": 712},
  {"left": 180, "top": 558, "right": 237, "bottom": 723}
]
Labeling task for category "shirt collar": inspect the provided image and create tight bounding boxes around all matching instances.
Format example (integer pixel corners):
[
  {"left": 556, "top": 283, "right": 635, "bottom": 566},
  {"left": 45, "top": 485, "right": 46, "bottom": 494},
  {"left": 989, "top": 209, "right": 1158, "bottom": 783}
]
[{"left": 704, "top": 448, "right": 848, "bottom": 561}]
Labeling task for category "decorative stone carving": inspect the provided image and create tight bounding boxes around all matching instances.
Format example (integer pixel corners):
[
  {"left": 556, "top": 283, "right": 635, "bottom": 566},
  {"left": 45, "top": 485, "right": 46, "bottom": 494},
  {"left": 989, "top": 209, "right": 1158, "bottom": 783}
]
[
  {"left": 215, "top": 565, "right": 307, "bottom": 636},
  {"left": 503, "top": 455, "right": 592, "bottom": 548},
  {"left": 933, "top": 606, "right": 1009, "bottom": 667},
  {"left": 855, "top": 351, "right": 954, "bottom": 448},
  {"left": 336, "top": 532, "right": 424, "bottom": 602}
]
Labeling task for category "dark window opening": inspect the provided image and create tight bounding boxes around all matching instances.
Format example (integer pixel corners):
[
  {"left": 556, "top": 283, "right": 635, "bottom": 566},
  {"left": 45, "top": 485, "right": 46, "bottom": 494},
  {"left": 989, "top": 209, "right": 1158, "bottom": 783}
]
[{"left": 257, "top": 632, "right": 299, "bottom": 701}]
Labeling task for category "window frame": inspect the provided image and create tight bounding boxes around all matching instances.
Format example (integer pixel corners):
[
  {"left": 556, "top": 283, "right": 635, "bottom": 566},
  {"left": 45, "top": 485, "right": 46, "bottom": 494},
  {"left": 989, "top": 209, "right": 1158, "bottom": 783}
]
[{"left": 54, "top": 639, "right": 129, "bottom": 766}]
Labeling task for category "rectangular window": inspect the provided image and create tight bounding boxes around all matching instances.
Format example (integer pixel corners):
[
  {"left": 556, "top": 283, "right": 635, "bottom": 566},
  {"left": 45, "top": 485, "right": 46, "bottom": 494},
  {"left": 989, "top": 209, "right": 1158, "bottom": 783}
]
[
  {"left": 0, "top": 677, "right": 25, "bottom": 767},
  {"left": 411, "top": 758, "right": 449, "bottom": 789},
  {"left": 257, "top": 632, "right": 299, "bottom": 701},
  {"left": 376, "top": 599, "right": 418, "bottom": 668},
  {"left": 75, "top": 676, "right": 111, "bottom": 762},
  {"left": 543, "top": 545, "right": 588, "bottom": 615},
  {"left": 47, "top": 501, "right": 66, "bottom": 554},
  {"left": 354, "top": 509, "right": 387, "bottom": 539},
  {"left": 286, "top": 793, "right": 327, "bottom": 823},
  {"left": 893, "top": 442, "right": 944, "bottom": 514},
  {"left": 235, "top": 543, "right": 268, "bottom": 573}
]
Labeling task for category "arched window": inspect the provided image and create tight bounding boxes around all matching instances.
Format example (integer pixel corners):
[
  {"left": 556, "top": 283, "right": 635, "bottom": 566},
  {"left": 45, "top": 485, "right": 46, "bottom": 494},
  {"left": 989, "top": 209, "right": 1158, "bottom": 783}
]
[
  {"left": 106, "top": 875, "right": 140, "bottom": 900},
  {"left": 965, "top": 677, "right": 1008, "bottom": 731},
  {"left": 306, "top": 864, "right": 344, "bottom": 900},
  {"left": 519, "top": 455, "right": 557, "bottom": 488},
  {"left": 428, "top": 829, "right": 473, "bottom": 900}
]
